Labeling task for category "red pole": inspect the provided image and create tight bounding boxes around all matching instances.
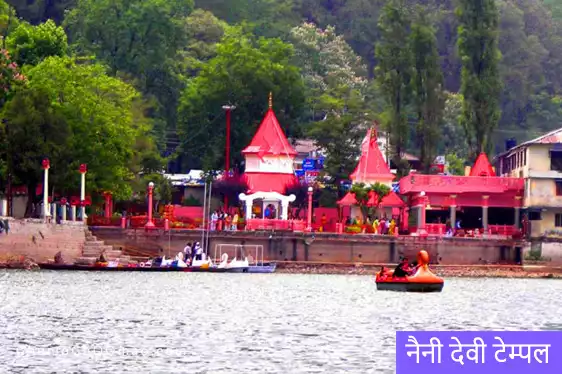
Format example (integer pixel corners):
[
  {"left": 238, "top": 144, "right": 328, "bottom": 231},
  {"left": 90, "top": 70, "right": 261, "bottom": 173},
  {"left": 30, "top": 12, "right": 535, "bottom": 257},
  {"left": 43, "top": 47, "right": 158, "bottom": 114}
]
[
  {"left": 224, "top": 108, "right": 231, "bottom": 210},
  {"left": 104, "top": 193, "right": 111, "bottom": 219},
  {"left": 307, "top": 187, "right": 313, "bottom": 232},
  {"left": 145, "top": 182, "right": 155, "bottom": 228}
]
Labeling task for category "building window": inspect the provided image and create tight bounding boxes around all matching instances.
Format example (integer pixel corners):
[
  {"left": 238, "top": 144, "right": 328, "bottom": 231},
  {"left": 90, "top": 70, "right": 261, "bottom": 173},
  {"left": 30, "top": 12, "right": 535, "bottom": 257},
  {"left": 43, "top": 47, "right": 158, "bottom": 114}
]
[
  {"left": 556, "top": 214, "right": 562, "bottom": 227},
  {"left": 551, "top": 151, "right": 562, "bottom": 171},
  {"left": 557, "top": 181, "right": 562, "bottom": 196},
  {"left": 528, "top": 211, "right": 542, "bottom": 221},
  {"left": 523, "top": 150, "right": 526, "bottom": 166}
]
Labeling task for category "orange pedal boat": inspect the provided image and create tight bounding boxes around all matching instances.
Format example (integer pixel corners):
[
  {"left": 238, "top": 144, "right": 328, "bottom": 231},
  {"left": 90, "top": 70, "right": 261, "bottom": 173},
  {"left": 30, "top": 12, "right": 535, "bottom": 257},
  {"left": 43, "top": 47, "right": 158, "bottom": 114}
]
[{"left": 375, "top": 250, "right": 444, "bottom": 293}]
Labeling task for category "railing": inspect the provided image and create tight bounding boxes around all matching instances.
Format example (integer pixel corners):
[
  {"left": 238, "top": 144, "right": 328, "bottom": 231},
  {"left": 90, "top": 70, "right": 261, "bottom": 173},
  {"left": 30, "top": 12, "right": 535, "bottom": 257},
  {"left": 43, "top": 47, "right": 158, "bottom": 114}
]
[
  {"left": 488, "top": 225, "right": 516, "bottom": 236},
  {"left": 399, "top": 174, "right": 524, "bottom": 194},
  {"left": 87, "top": 216, "right": 122, "bottom": 226},
  {"left": 426, "top": 223, "right": 446, "bottom": 235},
  {"left": 86, "top": 215, "right": 518, "bottom": 238},
  {"left": 245, "top": 219, "right": 306, "bottom": 232}
]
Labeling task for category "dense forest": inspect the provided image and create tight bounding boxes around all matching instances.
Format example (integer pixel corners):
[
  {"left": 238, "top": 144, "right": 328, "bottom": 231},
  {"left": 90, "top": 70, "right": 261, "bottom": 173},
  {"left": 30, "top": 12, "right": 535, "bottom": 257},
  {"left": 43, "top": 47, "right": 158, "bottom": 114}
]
[{"left": 2, "top": 0, "right": 562, "bottom": 201}]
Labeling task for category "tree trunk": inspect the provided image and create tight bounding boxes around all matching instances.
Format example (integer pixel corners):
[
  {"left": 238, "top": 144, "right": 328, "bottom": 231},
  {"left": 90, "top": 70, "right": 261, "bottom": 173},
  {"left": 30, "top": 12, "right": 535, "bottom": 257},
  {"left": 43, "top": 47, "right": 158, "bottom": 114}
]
[{"left": 25, "top": 182, "right": 37, "bottom": 218}]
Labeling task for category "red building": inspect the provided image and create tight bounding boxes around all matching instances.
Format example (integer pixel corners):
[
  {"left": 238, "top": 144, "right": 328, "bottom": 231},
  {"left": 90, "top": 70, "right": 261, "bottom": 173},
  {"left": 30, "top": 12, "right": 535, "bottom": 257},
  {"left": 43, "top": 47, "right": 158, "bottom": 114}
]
[
  {"left": 338, "top": 127, "right": 405, "bottom": 220},
  {"left": 399, "top": 153, "right": 525, "bottom": 235},
  {"left": 238, "top": 94, "right": 299, "bottom": 224}
]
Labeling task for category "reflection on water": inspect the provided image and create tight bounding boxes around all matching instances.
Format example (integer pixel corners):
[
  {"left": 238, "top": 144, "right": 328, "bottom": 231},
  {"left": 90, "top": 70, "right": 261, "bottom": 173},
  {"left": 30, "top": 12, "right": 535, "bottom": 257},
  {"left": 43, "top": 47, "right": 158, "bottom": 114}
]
[{"left": 1, "top": 271, "right": 561, "bottom": 373}]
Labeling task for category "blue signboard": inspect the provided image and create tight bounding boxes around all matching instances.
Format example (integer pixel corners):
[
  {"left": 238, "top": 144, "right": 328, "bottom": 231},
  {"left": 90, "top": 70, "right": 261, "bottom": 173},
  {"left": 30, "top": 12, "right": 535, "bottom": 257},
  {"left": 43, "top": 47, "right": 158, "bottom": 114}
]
[
  {"left": 302, "top": 158, "right": 316, "bottom": 171},
  {"left": 295, "top": 170, "right": 305, "bottom": 177},
  {"left": 302, "top": 157, "right": 325, "bottom": 171}
]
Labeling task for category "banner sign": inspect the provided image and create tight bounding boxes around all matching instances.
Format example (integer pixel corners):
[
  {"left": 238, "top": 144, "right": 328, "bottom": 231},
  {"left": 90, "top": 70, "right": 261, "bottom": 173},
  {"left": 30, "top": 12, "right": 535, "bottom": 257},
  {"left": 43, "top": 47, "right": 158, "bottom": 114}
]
[
  {"left": 302, "top": 158, "right": 316, "bottom": 171},
  {"left": 396, "top": 331, "right": 561, "bottom": 373}
]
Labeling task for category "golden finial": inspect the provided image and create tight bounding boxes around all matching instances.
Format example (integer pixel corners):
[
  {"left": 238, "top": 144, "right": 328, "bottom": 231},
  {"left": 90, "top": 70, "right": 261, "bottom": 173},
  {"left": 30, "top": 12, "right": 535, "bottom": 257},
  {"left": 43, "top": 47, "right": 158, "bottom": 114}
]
[{"left": 268, "top": 92, "right": 273, "bottom": 109}]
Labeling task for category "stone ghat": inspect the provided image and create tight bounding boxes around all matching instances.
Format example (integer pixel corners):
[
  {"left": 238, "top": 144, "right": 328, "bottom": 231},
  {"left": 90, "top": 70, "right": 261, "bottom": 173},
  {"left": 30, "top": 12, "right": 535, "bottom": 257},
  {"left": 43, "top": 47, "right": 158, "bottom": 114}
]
[
  {"left": 0, "top": 218, "right": 86, "bottom": 262},
  {"left": 90, "top": 226, "right": 530, "bottom": 266}
]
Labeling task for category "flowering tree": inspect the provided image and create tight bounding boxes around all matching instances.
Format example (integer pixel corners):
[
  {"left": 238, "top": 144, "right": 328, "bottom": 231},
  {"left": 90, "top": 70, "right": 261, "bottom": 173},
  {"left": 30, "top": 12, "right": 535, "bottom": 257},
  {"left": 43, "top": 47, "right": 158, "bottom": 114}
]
[
  {"left": 0, "top": 49, "right": 25, "bottom": 105},
  {"left": 212, "top": 175, "right": 249, "bottom": 209},
  {"left": 290, "top": 22, "right": 368, "bottom": 94}
]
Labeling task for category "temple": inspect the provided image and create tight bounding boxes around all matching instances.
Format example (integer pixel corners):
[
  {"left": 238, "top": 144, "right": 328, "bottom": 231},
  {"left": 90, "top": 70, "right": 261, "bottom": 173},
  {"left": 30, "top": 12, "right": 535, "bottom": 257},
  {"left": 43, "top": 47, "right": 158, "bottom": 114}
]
[
  {"left": 399, "top": 152, "right": 525, "bottom": 235},
  {"left": 338, "top": 127, "right": 405, "bottom": 218},
  {"left": 238, "top": 93, "right": 297, "bottom": 221}
]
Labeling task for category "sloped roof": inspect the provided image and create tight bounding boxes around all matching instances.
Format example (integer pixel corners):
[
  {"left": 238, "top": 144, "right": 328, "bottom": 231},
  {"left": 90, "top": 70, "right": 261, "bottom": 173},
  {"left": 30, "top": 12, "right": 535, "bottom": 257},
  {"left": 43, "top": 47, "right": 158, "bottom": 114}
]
[
  {"left": 470, "top": 153, "right": 496, "bottom": 177},
  {"left": 350, "top": 128, "right": 394, "bottom": 182},
  {"left": 337, "top": 191, "right": 405, "bottom": 208},
  {"left": 494, "top": 127, "right": 562, "bottom": 162},
  {"left": 521, "top": 127, "right": 562, "bottom": 146},
  {"left": 242, "top": 109, "right": 297, "bottom": 157}
]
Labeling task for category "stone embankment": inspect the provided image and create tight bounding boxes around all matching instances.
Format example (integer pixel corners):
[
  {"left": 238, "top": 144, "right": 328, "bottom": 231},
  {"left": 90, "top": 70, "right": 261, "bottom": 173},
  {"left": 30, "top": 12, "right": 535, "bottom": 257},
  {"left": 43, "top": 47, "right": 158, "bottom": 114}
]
[
  {"left": 0, "top": 218, "right": 131, "bottom": 267},
  {"left": 275, "top": 262, "right": 562, "bottom": 279},
  {"left": 0, "top": 218, "right": 85, "bottom": 263}
]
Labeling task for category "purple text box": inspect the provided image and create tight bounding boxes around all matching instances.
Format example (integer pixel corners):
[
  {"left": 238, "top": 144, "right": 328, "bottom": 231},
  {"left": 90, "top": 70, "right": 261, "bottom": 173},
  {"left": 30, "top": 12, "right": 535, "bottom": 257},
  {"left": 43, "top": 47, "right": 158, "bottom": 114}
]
[{"left": 396, "top": 331, "right": 562, "bottom": 374}]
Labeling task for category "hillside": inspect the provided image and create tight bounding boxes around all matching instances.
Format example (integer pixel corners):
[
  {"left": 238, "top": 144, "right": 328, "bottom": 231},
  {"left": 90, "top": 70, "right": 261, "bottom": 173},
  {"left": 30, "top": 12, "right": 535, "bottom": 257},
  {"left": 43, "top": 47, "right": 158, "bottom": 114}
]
[{"left": 3, "top": 0, "right": 562, "bottom": 175}]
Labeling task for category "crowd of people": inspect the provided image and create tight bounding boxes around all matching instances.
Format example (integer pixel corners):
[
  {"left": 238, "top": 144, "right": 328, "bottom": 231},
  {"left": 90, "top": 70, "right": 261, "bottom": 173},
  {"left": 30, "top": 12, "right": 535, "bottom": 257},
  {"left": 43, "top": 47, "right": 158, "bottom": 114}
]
[
  {"left": 344, "top": 215, "right": 398, "bottom": 235},
  {"left": 210, "top": 210, "right": 240, "bottom": 231}
]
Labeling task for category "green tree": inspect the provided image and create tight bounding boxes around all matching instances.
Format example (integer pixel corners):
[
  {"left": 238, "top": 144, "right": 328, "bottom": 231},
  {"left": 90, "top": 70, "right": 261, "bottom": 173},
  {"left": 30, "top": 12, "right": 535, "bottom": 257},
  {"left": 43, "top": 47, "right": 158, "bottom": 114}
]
[
  {"left": 410, "top": 9, "right": 445, "bottom": 172},
  {"left": 350, "top": 182, "right": 371, "bottom": 222},
  {"left": 445, "top": 153, "right": 466, "bottom": 176},
  {"left": 177, "top": 27, "right": 305, "bottom": 171},
  {"left": 181, "top": 9, "right": 226, "bottom": 76},
  {"left": 6, "top": 0, "right": 76, "bottom": 25},
  {"left": 291, "top": 22, "right": 370, "bottom": 186},
  {"left": 195, "top": 0, "right": 299, "bottom": 38},
  {"left": 375, "top": 0, "right": 412, "bottom": 177},
  {"left": 6, "top": 19, "right": 67, "bottom": 66},
  {"left": 350, "top": 182, "right": 389, "bottom": 222},
  {"left": 290, "top": 22, "right": 368, "bottom": 123},
  {"left": 0, "top": 0, "right": 19, "bottom": 42},
  {"left": 370, "top": 182, "right": 391, "bottom": 216},
  {"left": 441, "top": 92, "right": 468, "bottom": 158},
  {"left": 457, "top": 0, "right": 502, "bottom": 159},
  {"left": 2, "top": 56, "right": 156, "bottom": 215},
  {"left": 64, "top": 0, "right": 195, "bottom": 151},
  {"left": 307, "top": 88, "right": 371, "bottom": 186}
]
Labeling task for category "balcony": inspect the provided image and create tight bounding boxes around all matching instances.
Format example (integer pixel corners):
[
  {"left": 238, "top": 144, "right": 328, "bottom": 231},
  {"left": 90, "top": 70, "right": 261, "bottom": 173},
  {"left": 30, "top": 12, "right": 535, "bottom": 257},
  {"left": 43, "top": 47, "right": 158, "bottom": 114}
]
[
  {"left": 528, "top": 169, "right": 562, "bottom": 179},
  {"left": 399, "top": 174, "right": 524, "bottom": 194}
]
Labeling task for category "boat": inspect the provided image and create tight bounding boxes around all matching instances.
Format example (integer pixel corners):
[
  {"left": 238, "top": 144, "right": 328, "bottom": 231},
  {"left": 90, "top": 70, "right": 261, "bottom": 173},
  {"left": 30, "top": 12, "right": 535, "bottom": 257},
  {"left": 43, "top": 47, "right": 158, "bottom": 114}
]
[
  {"left": 248, "top": 262, "right": 277, "bottom": 273},
  {"left": 375, "top": 250, "right": 444, "bottom": 293},
  {"left": 213, "top": 244, "right": 276, "bottom": 273},
  {"left": 38, "top": 263, "right": 192, "bottom": 272}
]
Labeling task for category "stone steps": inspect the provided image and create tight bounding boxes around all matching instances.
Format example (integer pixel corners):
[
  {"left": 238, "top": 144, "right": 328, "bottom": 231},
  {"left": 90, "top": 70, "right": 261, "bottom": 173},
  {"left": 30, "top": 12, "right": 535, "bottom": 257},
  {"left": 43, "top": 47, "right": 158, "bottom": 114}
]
[{"left": 81, "top": 229, "right": 132, "bottom": 263}]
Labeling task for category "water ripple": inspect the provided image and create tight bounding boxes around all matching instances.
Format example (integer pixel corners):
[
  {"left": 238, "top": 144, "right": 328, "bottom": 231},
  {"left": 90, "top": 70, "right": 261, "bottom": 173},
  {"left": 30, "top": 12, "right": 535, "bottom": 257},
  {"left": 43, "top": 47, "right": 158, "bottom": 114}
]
[{"left": 0, "top": 270, "right": 561, "bottom": 373}]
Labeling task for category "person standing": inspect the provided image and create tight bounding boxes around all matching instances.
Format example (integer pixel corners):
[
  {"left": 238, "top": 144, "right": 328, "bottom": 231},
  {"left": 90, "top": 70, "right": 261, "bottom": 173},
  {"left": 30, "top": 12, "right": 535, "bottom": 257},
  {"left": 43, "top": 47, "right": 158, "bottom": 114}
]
[
  {"left": 225, "top": 213, "right": 231, "bottom": 231},
  {"left": 232, "top": 212, "right": 239, "bottom": 231},
  {"left": 211, "top": 210, "right": 218, "bottom": 231}
]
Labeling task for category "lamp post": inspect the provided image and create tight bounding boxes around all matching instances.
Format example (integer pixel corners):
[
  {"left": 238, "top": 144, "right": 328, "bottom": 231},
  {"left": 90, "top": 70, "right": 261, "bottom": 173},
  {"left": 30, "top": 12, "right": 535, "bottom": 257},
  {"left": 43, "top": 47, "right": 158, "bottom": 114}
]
[
  {"left": 145, "top": 182, "right": 155, "bottom": 228},
  {"left": 307, "top": 186, "right": 313, "bottom": 232},
  {"left": 419, "top": 191, "right": 427, "bottom": 232},
  {"left": 222, "top": 104, "right": 236, "bottom": 209},
  {"left": 42, "top": 158, "right": 50, "bottom": 221},
  {"left": 79, "top": 164, "right": 87, "bottom": 221}
]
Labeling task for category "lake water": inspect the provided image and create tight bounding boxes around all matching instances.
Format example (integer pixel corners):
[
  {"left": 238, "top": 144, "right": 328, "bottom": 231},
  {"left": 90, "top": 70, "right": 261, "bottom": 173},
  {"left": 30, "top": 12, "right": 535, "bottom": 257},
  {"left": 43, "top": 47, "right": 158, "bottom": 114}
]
[{"left": 1, "top": 271, "right": 561, "bottom": 373}]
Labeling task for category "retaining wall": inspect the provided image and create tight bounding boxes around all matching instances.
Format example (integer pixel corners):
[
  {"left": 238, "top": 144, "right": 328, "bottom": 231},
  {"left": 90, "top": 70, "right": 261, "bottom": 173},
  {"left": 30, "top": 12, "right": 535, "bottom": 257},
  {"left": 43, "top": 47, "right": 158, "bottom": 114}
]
[
  {"left": 90, "top": 227, "right": 528, "bottom": 265},
  {"left": 0, "top": 218, "right": 86, "bottom": 262}
]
